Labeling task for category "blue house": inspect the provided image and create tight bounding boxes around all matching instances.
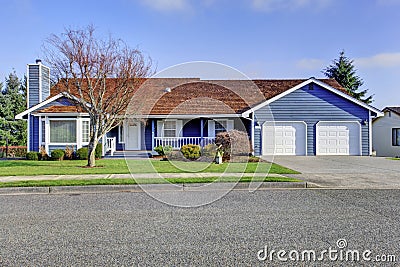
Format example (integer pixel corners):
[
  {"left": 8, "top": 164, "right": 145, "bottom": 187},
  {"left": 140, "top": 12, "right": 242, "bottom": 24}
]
[{"left": 16, "top": 60, "right": 383, "bottom": 156}]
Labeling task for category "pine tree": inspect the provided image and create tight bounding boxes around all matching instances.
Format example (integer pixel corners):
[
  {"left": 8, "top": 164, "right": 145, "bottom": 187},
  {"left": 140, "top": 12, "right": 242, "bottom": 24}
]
[
  {"left": 323, "top": 50, "right": 373, "bottom": 104},
  {"left": 0, "top": 72, "right": 27, "bottom": 146}
]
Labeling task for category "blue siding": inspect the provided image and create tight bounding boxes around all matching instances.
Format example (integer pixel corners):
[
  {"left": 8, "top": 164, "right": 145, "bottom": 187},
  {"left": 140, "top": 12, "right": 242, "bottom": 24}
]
[
  {"left": 28, "top": 65, "right": 40, "bottom": 108},
  {"left": 38, "top": 97, "right": 76, "bottom": 111},
  {"left": 254, "top": 83, "right": 370, "bottom": 156},
  {"left": 29, "top": 115, "right": 40, "bottom": 152}
]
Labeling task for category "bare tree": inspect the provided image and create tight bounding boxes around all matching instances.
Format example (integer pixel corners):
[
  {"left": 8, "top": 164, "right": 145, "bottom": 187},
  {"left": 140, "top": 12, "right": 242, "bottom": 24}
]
[{"left": 44, "top": 25, "right": 153, "bottom": 167}]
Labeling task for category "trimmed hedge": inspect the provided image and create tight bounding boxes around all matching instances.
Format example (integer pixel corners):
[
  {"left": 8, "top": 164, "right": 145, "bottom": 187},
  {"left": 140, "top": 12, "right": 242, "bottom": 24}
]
[
  {"left": 51, "top": 149, "right": 65, "bottom": 161},
  {"left": 26, "top": 151, "right": 39, "bottom": 161},
  {"left": 95, "top": 143, "right": 102, "bottom": 159},
  {"left": 1, "top": 146, "right": 27, "bottom": 158},
  {"left": 77, "top": 147, "right": 88, "bottom": 160}
]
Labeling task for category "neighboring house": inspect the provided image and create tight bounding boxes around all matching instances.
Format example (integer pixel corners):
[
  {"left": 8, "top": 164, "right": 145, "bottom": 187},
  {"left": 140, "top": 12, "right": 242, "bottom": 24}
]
[
  {"left": 16, "top": 60, "right": 383, "bottom": 157},
  {"left": 372, "top": 107, "right": 400, "bottom": 157}
]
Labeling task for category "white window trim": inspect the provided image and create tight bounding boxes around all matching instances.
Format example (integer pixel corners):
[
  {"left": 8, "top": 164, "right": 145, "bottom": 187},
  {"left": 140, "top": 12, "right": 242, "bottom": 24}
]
[
  {"left": 118, "top": 123, "right": 125, "bottom": 144},
  {"left": 44, "top": 117, "right": 89, "bottom": 150},
  {"left": 157, "top": 119, "right": 183, "bottom": 137},
  {"left": 207, "top": 119, "right": 234, "bottom": 137},
  {"left": 81, "top": 119, "right": 90, "bottom": 145}
]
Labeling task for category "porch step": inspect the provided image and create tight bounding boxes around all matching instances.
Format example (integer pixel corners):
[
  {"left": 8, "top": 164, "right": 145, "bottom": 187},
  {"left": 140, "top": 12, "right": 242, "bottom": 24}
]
[{"left": 105, "top": 151, "right": 151, "bottom": 159}]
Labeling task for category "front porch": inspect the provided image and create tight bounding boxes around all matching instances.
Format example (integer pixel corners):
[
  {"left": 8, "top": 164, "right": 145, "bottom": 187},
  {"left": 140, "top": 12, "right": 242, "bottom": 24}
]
[{"left": 104, "top": 117, "right": 252, "bottom": 156}]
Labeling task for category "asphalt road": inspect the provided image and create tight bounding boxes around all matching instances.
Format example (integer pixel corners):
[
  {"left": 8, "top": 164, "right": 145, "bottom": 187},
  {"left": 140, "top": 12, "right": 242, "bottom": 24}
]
[{"left": 0, "top": 189, "right": 399, "bottom": 266}]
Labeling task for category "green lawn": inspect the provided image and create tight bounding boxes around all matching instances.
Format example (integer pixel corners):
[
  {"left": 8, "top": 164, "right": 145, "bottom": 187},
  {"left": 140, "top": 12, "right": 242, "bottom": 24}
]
[
  {"left": 0, "top": 159, "right": 299, "bottom": 176},
  {"left": 0, "top": 176, "right": 302, "bottom": 188}
]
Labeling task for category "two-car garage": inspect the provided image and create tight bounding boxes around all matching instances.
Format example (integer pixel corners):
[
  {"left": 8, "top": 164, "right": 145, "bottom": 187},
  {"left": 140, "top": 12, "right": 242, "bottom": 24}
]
[{"left": 262, "top": 121, "right": 361, "bottom": 156}]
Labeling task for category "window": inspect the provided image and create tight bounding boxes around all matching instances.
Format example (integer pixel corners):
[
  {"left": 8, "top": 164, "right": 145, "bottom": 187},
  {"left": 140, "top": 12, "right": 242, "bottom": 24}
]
[
  {"left": 82, "top": 121, "right": 90, "bottom": 143},
  {"left": 393, "top": 128, "right": 400, "bottom": 146},
  {"left": 215, "top": 120, "right": 227, "bottom": 135},
  {"left": 118, "top": 124, "right": 124, "bottom": 143},
  {"left": 50, "top": 120, "right": 76, "bottom": 143},
  {"left": 163, "top": 120, "right": 176, "bottom": 137}
]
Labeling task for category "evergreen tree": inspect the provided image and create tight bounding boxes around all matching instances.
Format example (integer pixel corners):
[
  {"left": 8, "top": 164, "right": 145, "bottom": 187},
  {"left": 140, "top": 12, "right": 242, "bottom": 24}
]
[
  {"left": 0, "top": 72, "right": 27, "bottom": 146},
  {"left": 323, "top": 50, "right": 373, "bottom": 104}
]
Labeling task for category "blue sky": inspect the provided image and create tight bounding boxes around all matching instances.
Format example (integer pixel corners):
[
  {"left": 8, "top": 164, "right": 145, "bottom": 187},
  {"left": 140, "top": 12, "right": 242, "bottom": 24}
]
[{"left": 1, "top": 0, "right": 400, "bottom": 109}]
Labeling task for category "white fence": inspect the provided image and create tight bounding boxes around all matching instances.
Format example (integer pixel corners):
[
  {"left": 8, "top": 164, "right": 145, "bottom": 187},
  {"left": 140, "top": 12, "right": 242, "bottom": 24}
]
[{"left": 154, "top": 137, "right": 215, "bottom": 149}]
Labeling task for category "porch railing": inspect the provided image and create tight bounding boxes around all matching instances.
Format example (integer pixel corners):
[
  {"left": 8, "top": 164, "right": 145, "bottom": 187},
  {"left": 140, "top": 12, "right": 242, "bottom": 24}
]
[
  {"left": 154, "top": 137, "right": 215, "bottom": 149},
  {"left": 105, "top": 137, "right": 116, "bottom": 156}
]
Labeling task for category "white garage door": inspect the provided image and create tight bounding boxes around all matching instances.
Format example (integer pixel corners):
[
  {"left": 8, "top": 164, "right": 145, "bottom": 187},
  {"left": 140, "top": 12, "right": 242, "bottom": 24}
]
[
  {"left": 316, "top": 121, "right": 361, "bottom": 155},
  {"left": 262, "top": 122, "right": 306, "bottom": 155}
]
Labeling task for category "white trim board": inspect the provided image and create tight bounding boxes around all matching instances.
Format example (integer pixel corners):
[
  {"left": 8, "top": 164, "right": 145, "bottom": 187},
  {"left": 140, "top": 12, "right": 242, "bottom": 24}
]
[
  {"left": 15, "top": 93, "right": 64, "bottom": 119},
  {"left": 242, "top": 78, "right": 383, "bottom": 118}
]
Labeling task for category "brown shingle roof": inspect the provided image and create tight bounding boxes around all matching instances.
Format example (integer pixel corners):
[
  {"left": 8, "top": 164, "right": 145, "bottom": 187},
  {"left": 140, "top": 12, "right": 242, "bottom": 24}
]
[{"left": 50, "top": 78, "right": 345, "bottom": 115}]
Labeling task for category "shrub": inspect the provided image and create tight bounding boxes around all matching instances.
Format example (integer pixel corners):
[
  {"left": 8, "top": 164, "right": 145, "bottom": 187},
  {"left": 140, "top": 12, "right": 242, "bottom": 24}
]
[
  {"left": 51, "top": 149, "right": 65, "bottom": 161},
  {"left": 154, "top": 145, "right": 173, "bottom": 157},
  {"left": 95, "top": 143, "right": 102, "bottom": 159},
  {"left": 215, "top": 130, "right": 250, "bottom": 162},
  {"left": 64, "top": 145, "right": 75, "bottom": 160},
  {"left": 26, "top": 151, "right": 39, "bottom": 161},
  {"left": 180, "top": 144, "right": 201, "bottom": 160},
  {"left": 77, "top": 147, "right": 88, "bottom": 160}
]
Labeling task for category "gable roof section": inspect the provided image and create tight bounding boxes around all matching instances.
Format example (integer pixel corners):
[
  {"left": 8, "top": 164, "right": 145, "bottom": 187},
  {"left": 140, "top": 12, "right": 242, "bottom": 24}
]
[
  {"left": 383, "top": 106, "right": 400, "bottom": 116},
  {"left": 143, "top": 78, "right": 345, "bottom": 116},
  {"left": 242, "top": 78, "right": 383, "bottom": 117},
  {"left": 15, "top": 93, "right": 64, "bottom": 119}
]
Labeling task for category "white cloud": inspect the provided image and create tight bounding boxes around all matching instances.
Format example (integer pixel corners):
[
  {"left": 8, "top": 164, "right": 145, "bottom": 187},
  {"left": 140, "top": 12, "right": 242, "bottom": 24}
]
[
  {"left": 356, "top": 53, "right": 400, "bottom": 68},
  {"left": 139, "top": 0, "right": 190, "bottom": 12},
  {"left": 296, "top": 58, "right": 325, "bottom": 70},
  {"left": 251, "top": 0, "right": 332, "bottom": 11}
]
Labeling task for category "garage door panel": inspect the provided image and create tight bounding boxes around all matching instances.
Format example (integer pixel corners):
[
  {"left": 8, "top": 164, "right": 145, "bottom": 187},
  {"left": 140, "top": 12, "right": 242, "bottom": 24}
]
[
  {"left": 316, "top": 122, "right": 360, "bottom": 156},
  {"left": 262, "top": 122, "right": 306, "bottom": 156}
]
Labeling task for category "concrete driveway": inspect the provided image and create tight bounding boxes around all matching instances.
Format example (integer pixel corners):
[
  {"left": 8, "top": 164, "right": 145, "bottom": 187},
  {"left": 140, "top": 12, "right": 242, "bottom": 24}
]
[{"left": 271, "top": 156, "right": 400, "bottom": 188}]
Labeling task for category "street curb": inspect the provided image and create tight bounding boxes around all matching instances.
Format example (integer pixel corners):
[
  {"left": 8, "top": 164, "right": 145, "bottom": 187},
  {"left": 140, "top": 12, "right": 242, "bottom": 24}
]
[
  {"left": 0, "top": 182, "right": 308, "bottom": 195},
  {"left": 0, "top": 186, "right": 50, "bottom": 195}
]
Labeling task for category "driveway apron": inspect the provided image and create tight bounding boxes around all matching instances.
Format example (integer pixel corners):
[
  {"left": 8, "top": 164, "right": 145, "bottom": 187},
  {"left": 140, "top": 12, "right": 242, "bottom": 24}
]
[{"left": 270, "top": 156, "right": 400, "bottom": 188}]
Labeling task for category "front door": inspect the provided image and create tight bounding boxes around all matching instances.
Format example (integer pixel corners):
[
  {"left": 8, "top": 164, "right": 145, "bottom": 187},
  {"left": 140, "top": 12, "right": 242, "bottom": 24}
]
[{"left": 125, "top": 122, "right": 141, "bottom": 150}]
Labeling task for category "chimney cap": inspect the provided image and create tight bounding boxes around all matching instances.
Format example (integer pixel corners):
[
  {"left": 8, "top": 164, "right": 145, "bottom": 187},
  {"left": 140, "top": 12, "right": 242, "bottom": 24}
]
[{"left": 35, "top": 59, "right": 42, "bottom": 64}]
